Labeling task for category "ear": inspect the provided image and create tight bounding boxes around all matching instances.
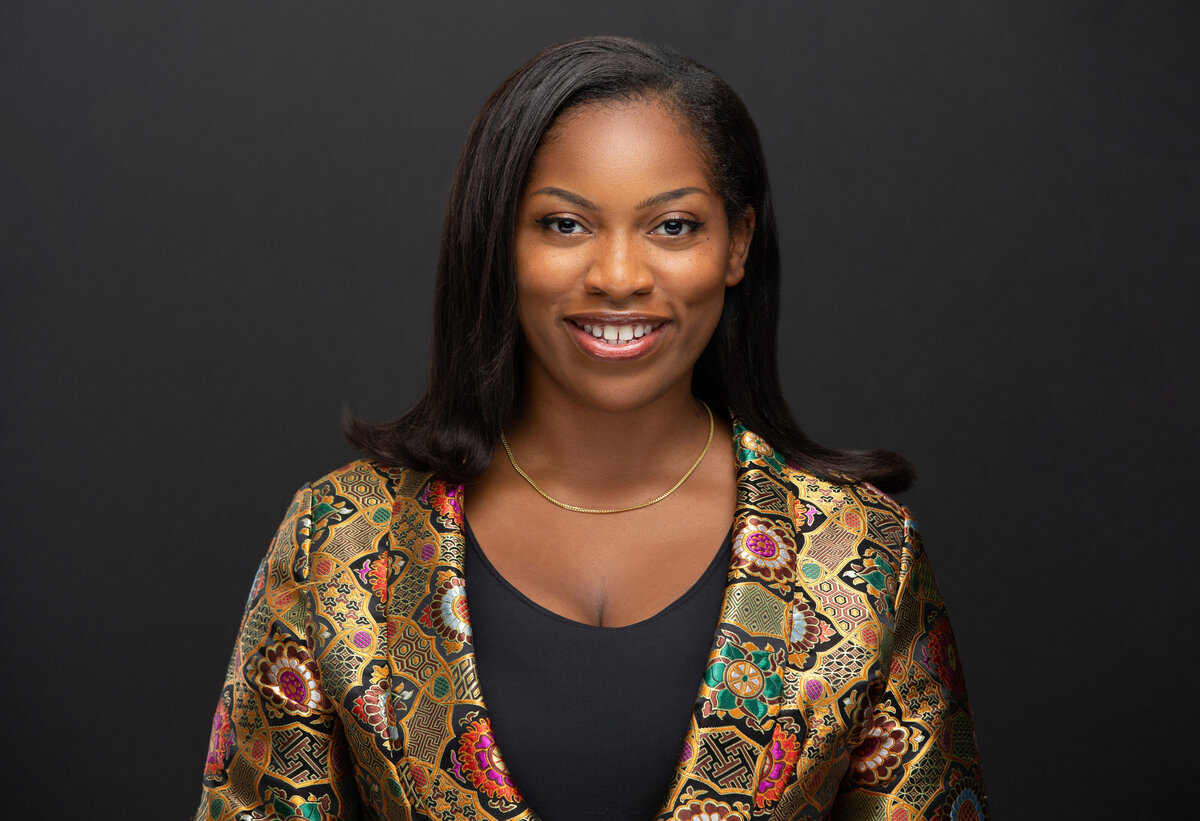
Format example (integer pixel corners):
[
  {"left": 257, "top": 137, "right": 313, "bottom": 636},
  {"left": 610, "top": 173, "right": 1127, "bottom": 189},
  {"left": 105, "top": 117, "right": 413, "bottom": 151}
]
[{"left": 724, "top": 207, "right": 755, "bottom": 287}]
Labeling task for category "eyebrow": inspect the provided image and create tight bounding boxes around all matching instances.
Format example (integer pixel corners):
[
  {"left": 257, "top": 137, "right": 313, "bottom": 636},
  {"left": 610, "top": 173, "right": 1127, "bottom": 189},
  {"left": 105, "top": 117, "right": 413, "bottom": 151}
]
[
  {"left": 636, "top": 187, "right": 706, "bottom": 209},
  {"left": 528, "top": 187, "right": 599, "bottom": 211},
  {"left": 528, "top": 186, "right": 707, "bottom": 212}
]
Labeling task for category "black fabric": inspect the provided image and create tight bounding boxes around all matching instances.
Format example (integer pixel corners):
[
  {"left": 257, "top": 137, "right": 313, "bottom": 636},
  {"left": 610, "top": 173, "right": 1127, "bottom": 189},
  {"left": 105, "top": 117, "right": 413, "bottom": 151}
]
[{"left": 463, "top": 519, "right": 732, "bottom": 821}]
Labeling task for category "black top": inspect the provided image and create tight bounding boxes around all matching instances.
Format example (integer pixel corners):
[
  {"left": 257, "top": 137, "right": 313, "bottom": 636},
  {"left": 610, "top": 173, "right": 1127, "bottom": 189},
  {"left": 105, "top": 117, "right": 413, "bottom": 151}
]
[{"left": 463, "top": 520, "right": 732, "bottom": 821}]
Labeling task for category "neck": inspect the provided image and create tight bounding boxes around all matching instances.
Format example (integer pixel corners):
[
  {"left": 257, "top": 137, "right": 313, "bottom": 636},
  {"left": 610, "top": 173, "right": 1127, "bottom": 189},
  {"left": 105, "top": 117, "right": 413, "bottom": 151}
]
[{"left": 501, "top": 382, "right": 713, "bottom": 499}]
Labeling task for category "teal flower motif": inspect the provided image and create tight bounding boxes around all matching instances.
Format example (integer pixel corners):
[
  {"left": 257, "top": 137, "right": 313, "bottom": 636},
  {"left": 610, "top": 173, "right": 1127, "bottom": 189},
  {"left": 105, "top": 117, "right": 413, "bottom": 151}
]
[
  {"left": 736, "top": 430, "right": 786, "bottom": 474},
  {"left": 703, "top": 641, "right": 783, "bottom": 723}
]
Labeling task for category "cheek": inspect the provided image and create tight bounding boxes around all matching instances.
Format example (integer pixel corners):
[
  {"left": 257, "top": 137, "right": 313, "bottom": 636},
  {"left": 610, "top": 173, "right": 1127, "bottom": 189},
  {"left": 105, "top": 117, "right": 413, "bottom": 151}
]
[
  {"left": 661, "top": 244, "right": 732, "bottom": 309},
  {"left": 515, "top": 239, "right": 588, "bottom": 306}
]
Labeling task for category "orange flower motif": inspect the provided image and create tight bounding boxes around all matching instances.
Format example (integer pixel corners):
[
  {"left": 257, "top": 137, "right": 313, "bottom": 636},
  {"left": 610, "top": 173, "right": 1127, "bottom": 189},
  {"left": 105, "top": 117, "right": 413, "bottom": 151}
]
[
  {"left": 359, "top": 557, "right": 388, "bottom": 603},
  {"left": 423, "top": 480, "right": 463, "bottom": 520},
  {"left": 454, "top": 719, "right": 521, "bottom": 803},
  {"left": 753, "top": 723, "right": 801, "bottom": 807}
]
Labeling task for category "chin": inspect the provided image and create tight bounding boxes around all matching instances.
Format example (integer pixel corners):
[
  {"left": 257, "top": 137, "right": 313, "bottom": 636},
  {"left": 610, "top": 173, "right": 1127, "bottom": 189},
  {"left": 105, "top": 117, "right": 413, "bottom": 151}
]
[{"left": 563, "top": 374, "right": 693, "bottom": 416}]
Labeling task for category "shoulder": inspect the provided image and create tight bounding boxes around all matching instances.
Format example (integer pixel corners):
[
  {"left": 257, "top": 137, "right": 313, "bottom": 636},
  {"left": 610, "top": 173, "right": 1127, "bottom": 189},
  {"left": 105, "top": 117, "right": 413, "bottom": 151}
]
[
  {"left": 735, "top": 422, "right": 919, "bottom": 568},
  {"left": 791, "top": 471, "right": 916, "bottom": 559},
  {"left": 288, "top": 460, "right": 439, "bottom": 565},
  {"left": 304, "top": 458, "right": 438, "bottom": 509}
]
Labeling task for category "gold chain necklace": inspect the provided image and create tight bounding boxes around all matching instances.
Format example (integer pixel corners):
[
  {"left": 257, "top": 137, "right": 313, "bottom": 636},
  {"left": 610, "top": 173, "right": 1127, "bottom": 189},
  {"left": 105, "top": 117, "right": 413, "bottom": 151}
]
[{"left": 499, "top": 401, "right": 714, "bottom": 515}]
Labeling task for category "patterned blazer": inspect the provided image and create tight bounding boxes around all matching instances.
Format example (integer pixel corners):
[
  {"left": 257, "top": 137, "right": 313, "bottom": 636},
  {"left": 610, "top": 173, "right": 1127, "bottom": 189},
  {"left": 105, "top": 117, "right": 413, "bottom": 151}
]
[{"left": 197, "top": 421, "right": 987, "bottom": 821}]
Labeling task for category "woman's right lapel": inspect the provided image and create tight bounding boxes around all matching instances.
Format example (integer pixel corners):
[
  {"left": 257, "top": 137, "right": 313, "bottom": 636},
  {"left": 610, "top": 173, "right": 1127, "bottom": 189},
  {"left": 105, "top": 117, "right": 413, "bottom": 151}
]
[{"left": 386, "top": 469, "right": 538, "bottom": 820}]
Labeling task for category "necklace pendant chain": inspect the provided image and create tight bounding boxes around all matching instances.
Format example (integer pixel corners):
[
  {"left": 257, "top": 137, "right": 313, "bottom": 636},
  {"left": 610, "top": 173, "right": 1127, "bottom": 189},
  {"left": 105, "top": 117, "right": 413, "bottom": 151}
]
[{"left": 500, "top": 401, "right": 715, "bottom": 515}]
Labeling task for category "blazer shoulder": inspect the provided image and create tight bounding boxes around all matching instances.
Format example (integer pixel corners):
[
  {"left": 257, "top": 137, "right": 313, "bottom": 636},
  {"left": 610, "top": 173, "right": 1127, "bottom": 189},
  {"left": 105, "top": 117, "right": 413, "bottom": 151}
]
[
  {"left": 304, "top": 460, "right": 440, "bottom": 551},
  {"left": 301, "top": 460, "right": 399, "bottom": 559},
  {"left": 783, "top": 465, "right": 914, "bottom": 562}
]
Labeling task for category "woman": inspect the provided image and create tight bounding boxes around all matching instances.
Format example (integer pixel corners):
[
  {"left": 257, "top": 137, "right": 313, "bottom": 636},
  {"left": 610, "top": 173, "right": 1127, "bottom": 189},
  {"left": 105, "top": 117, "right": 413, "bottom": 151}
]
[{"left": 197, "top": 36, "right": 987, "bottom": 821}]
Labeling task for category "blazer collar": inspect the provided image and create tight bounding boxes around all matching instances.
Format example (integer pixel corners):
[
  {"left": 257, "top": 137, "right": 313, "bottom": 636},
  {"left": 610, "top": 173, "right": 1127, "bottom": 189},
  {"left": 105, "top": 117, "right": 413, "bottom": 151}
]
[{"left": 388, "top": 417, "right": 801, "bottom": 818}]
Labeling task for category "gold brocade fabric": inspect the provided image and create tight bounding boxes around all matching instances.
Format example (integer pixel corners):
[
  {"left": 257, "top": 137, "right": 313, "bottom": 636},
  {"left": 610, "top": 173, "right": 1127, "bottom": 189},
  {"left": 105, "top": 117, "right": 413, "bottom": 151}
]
[{"left": 196, "top": 422, "right": 988, "bottom": 820}]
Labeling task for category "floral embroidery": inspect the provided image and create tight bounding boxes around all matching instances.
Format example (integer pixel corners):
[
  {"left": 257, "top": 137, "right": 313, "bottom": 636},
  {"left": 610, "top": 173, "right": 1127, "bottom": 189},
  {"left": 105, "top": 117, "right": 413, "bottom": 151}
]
[
  {"left": 737, "top": 431, "right": 785, "bottom": 472},
  {"left": 732, "top": 516, "right": 795, "bottom": 582},
  {"left": 252, "top": 641, "right": 328, "bottom": 715},
  {"left": 358, "top": 557, "right": 388, "bottom": 603},
  {"left": 263, "top": 786, "right": 333, "bottom": 820},
  {"left": 789, "top": 598, "right": 835, "bottom": 656},
  {"left": 203, "top": 698, "right": 234, "bottom": 780},
  {"left": 754, "top": 723, "right": 801, "bottom": 807},
  {"left": 421, "top": 571, "right": 471, "bottom": 651},
  {"left": 792, "top": 499, "right": 820, "bottom": 528},
  {"left": 844, "top": 548, "right": 897, "bottom": 617},
  {"left": 352, "top": 684, "right": 391, "bottom": 738},
  {"left": 931, "top": 779, "right": 986, "bottom": 821},
  {"left": 456, "top": 719, "right": 521, "bottom": 803},
  {"left": 198, "top": 426, "right": 986, "bottom": 820},
  {"left": 849, "top": 711, "right": 909, "bottom": 786},
  {"left": 703, "top": 640, "right": 782, "bottom": 724},
  {"left": 422, "top": 480, "right": 463, "bottom": 520},
  {"left": 740, "top": 431, "right": 773, "bottom": 457},
  {"left": 310, "top": 493, "right": 352, "bottom": 524},
  {"left": 924, "top": 616, "right": 966, "bottom": 695},
  {"left": 674, "top": 798, "right": 746, "bottom": 820}
]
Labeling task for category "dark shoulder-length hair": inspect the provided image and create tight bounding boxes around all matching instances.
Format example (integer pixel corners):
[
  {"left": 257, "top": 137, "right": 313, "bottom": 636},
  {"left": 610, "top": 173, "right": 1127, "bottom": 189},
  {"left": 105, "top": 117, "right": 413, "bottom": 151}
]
[{"left": 345, "top": 35, "right": 914, "bottom": 492}]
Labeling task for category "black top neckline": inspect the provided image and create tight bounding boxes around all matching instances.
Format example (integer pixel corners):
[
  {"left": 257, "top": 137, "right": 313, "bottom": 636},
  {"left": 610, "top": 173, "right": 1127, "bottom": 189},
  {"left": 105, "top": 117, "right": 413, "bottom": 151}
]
[{"left": 462, "top": 517, "right": 733, "bottom": 633}]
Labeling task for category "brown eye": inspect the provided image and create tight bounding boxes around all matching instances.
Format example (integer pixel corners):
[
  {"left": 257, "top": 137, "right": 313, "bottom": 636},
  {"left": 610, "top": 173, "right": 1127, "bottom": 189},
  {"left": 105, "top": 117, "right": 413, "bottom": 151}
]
[
  {"left": 651, "top": 218, "right": 702, "bottom": 237},
  {"left": 536, "top": 216, "right": 587, "bottom": 234}
]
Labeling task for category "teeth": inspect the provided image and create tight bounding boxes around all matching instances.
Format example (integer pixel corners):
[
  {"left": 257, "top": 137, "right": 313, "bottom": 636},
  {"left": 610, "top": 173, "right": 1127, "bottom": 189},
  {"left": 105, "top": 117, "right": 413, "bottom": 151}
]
[{"left": 577, "top": 322, "right": 658, "bottom": 344}]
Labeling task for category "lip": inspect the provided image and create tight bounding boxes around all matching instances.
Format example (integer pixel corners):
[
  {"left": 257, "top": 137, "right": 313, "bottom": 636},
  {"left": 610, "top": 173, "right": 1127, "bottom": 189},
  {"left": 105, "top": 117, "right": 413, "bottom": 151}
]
[{"left": 563, "top": 314, "right": 670, "bottom": 362}]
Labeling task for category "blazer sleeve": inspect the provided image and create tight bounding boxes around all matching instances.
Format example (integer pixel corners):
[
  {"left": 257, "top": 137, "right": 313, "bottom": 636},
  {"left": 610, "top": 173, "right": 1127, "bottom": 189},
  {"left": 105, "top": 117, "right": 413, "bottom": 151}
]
[
  {"left": 832, "top": 510, "right": 989, "bottom": 820},
  {"left": 195, "top": 485, "right": 363, "bottom": 821}
]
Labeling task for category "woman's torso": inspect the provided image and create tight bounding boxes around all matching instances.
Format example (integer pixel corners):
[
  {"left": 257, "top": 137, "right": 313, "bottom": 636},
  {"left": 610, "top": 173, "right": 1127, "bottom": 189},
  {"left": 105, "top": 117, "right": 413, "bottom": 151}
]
[{"left": 464, "top": 517, "right": 731, "bottom": 820}]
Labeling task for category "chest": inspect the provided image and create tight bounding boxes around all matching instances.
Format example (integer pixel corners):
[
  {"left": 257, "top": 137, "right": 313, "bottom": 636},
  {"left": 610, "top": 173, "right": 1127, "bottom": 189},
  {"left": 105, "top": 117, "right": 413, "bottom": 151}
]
[{"left": 465, "top": 496, "right": 733, "bottom": 628}]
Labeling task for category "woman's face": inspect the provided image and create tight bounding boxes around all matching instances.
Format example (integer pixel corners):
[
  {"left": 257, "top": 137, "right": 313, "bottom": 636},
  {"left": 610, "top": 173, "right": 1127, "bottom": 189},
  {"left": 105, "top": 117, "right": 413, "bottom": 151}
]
[{"left": 514, "top": 98, "right": 753, "bottom": 414}]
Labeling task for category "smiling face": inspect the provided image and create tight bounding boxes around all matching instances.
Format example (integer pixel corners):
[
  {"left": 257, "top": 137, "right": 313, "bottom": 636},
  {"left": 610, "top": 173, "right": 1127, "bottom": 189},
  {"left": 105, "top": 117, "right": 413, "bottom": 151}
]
[{"left": 514, "top": 98, "right": 753, "bottom": 414}]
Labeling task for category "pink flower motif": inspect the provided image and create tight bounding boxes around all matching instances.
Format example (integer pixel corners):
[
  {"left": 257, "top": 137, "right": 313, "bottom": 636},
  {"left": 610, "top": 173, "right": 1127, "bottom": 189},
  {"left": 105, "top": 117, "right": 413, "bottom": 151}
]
[
  {"left": 456, "top": 719, "right": 521, "bottom": 803},
  {"left": 754, "top": 724, "right": 801, "bottom": 807},
  {"left": 203, "top": 699, "right": 233, "bottom": 780},
  {"left": 252, "top": 642, "right": 328, "bottom": 716},
  {"left": 424, "top": 480, "right": 463, "bottom": 519},
  {"left": 732, "top": 516, "right": 796, "bottom": 582}
]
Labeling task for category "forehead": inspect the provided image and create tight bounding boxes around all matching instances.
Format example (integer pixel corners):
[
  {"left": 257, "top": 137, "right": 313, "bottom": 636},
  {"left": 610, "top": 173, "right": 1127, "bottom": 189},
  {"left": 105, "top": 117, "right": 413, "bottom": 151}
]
[{"left": 525, "top": 99, "right": 715, "bottom": 198}]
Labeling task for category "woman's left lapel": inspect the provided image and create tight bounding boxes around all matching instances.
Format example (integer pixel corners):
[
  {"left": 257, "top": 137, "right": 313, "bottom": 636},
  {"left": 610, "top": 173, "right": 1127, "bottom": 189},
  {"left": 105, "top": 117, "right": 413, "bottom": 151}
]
[{"left": 657, "top": 420, "right": 803, "bottom": 819}]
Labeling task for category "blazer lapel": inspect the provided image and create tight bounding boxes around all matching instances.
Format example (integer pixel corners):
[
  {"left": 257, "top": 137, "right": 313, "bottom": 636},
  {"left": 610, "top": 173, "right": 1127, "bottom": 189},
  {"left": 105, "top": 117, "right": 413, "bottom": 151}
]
[
  {"left": 657, "top": 419, "right": 801, "bottom": 819},
  {"left": 386, "top": 469, "right": 537, "bottom": 820}
]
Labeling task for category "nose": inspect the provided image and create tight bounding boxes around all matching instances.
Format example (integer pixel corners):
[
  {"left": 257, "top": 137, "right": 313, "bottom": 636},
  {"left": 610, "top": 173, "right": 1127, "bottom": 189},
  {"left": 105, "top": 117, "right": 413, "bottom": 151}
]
[{"left": 583, "top": 231, "right": 655, "bottom": 298}]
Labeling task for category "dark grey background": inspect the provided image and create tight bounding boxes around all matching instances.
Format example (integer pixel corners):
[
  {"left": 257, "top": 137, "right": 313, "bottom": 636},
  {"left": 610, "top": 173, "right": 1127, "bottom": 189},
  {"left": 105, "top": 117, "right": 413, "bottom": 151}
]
[{"left": 3, "top": 1, "right": 1196, "bottom": 817}]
